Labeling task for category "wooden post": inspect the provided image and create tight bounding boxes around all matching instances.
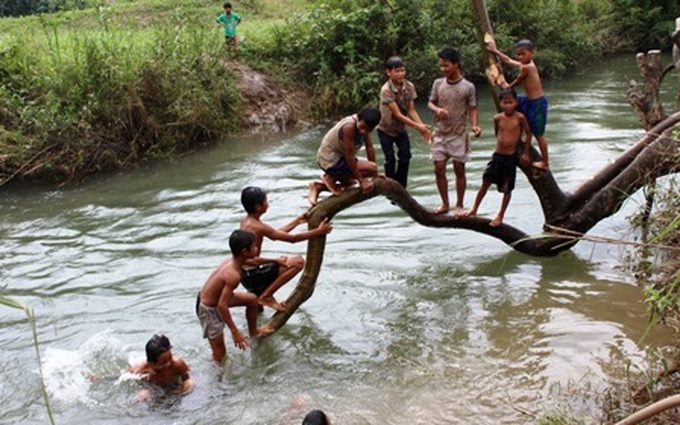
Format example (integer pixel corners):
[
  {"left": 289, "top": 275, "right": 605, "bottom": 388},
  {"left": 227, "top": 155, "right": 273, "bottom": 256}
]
[
  {"left": 627, "top": 50, "right": 666, "bottom": 130},
  {"left": 470, "top": 0, "right": 501, "bottom": 112}
]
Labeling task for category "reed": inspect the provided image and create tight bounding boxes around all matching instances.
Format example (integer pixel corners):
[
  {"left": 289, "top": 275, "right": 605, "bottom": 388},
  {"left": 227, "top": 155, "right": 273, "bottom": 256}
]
[{"left": 0, "top": 295, "right": 55, "bottom": 425}]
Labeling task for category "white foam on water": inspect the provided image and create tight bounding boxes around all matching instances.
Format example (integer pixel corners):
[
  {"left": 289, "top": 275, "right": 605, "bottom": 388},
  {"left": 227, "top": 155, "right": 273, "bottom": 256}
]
[{"left": 41, "top": 331, "right": 132, "bottom": 406}]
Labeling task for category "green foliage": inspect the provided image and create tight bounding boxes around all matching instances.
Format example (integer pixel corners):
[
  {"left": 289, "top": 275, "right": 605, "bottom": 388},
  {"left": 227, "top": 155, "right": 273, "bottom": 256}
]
[
  {"left": 607, "top": 0, "right": 677, "bottom": 52},
  {"left": 244, "top": 0, "right": 619, "bottom": 116},
  {"left": 628, "top": 177, "right": 680, "bottom": 333},
  {"left": 0, "top": 6, "right": 240, "bottom": 183},
  {"left": 0, "top": 0, "right": 102, "bottom": 17}
]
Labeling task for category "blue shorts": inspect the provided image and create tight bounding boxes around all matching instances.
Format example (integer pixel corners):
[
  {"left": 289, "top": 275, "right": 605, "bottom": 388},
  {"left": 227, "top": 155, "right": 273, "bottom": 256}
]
[{"left": 518, "top": 95, "right": 548, "bottom": 136}]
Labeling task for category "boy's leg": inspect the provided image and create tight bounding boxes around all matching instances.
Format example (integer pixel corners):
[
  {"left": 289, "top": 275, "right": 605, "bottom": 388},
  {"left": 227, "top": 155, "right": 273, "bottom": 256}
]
[
  {"left": 224, "top": 36, "right": 231, "bottom": 56},
  {"left": 208, "top": 335, "right": 227, "bottom": 363},
  {"left": 433, "top": 160, "right": 449, "bottom": 214},
  {"left": 259, "top": 255, "right": 304, "bottom": 312},
  {"left": 378, "top": 130, "right": 397, "bottom": 181},
  {"left": 321, "top": 173, "right": 344, "bottom": 195},
  {"left": 532, "top": 135, "right": 549, "bottom": 170},
  {"left": 394, "top": 132, "right": 412, "bottom": 188},
  {"left": 491, "top": 192, "right": 512, "bottom": 227},
  {"left": 233, "top": 36, "right": 239, "bottom": 59},
  {"left": 229, "top": 291, "right": 261, "bottom": 338},
  {"left": 467, "top": 181, "right": 491, "bottom": 217},
  {"left": 356, "top": 159, "right": 379, "bottom": 178},
  {"left": 308, "top": 180, "right": 328, "bottom": 206},
  {"left": 452, "top": 160, "right": 467, "bottom": 214}
]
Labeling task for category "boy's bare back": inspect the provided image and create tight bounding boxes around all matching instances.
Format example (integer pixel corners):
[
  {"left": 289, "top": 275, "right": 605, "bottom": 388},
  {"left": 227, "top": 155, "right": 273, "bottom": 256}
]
[{"left": 200, "top": 258, "right": 241, "bottom": 307}]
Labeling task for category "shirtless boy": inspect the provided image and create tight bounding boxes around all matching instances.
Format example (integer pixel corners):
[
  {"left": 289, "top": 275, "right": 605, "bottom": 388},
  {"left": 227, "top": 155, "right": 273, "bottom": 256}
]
[
  {"left": 466, "top": 88, "right": 531, "bottom": 227},
  {"left": 128, "top": 334, "right": 194, "bottom": 400},
  {"left": 487, "top": 38, "right": 550, "bottom": 170},
  {"left": 240, "top": 186, "right": 332, "bottom": 313},
  {"left": 196, "top": 229, "right": 262, "bottom": 363}
]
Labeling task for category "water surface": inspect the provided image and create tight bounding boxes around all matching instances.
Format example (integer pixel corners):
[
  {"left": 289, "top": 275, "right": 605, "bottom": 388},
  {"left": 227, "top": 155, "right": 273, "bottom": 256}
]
[{"left": 0, "top": 55, "right": 675, "bottom": 424}]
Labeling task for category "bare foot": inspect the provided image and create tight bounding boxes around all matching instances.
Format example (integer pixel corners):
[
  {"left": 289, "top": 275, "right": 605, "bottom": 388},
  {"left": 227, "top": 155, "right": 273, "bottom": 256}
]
[
  {"left": 257, "top": 324, "right": 276, "bottom": 337},
  {"left": 432, "top": 205, "right": 449, "bottom": 215},
  {"left": 258, "top": 295, "right": 286, "bottom": 312},
  {"left": 531, "top": 161, "right": 549, "bottom": 171},
  {"left": 453, "top": 206, "right": 465, "bottom": 217},
  {"left": 464, "top": 209, "right": 477, "bottom": 217},
  {"left": 308, "top": 182, "right": 321, "bottom": 206},
  {"left": 490, "top": 216, "right": 502, "bottom": 227}
]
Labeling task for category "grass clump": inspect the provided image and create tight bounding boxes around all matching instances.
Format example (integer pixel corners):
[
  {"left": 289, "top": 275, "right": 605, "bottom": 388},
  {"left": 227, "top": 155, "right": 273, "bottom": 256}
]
[{"left": 0, "top": 5, "right": 240, "bottom": 184}]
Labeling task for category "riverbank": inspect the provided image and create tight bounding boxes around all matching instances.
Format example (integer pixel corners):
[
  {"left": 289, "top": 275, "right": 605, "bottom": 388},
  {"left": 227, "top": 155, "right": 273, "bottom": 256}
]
[
  {"left": 1, "top": 0, "right": 676, "bottom": 187},
  {"left": 0, "top": 0, "right": 315, "bottom": 187}
]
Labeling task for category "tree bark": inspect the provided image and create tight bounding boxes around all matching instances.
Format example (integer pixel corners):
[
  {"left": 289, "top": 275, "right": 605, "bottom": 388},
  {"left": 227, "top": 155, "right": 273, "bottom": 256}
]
[{"left": 263, "top": 120, "right": 679, "bottom": 332}]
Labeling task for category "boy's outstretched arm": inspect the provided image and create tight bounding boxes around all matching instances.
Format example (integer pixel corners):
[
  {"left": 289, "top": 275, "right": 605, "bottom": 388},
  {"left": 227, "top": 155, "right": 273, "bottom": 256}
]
[
  {"left": 256, "top": 218, "right": 333, "bottom": 243},
  {"left": 487, "top": 42, "right": 521, "bottom": 68},
  {"left": 278, "top": 212, "right": 307, "bottom": 233},
  {"left": 388, "top": 101, "right": 431, "bottom": 142}
]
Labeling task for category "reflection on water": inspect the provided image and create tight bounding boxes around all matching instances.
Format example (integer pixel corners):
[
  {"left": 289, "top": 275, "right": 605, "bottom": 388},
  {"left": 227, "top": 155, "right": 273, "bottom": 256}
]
[{"left": 0, "top": 55, "right": 674, "bottom": 424}]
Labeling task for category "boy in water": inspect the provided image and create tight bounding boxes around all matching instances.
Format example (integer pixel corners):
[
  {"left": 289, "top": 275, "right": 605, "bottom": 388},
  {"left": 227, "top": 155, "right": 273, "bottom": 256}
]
[
  {"left": 427, "top": 47, "right": 481, "bottom": 215},
  {"left": 197, "top": 229, "right": 262, "bottom": 363},
  {"left": 307, "top": 106, "right": 382, "bottom": 205},
  {"left": 216, "top": 2, "right": 241, "bottom": 60},
  {"left": 487, "top": 38, "right": 549, "bottom": 170},
  {"left": 128, "top": 334, "right": 194, "bottom": 400},
  {"left": 240, "top": 186, "right": 333, "bottom": 313},
  {"left": 466, "top": 88, "right": 531, "bottom": 227},
  {"left": 377, "top": 56, "right": 431, "bottom": 189}
]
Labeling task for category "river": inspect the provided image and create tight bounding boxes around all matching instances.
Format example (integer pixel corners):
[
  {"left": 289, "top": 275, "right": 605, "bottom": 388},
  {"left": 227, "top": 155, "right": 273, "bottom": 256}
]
[{"left": 0, "top": 55, "right": 676, "bottom": 424}]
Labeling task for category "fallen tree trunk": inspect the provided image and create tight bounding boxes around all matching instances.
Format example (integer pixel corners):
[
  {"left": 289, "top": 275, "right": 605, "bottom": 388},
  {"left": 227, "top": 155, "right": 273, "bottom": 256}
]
[{"left": 263, "top": 118, "right": 679, "bottom": 331}]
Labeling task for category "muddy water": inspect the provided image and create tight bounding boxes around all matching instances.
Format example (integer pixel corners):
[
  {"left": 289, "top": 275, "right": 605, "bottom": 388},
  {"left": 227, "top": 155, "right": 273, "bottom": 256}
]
[{"left": 0, "top": 55, "right": 674, "bottom": 424}]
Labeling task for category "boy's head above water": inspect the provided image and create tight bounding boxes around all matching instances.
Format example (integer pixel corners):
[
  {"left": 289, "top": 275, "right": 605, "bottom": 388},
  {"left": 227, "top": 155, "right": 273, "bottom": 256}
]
[{"left": 146, "top": 334, "right": 171, "bottom": 365}]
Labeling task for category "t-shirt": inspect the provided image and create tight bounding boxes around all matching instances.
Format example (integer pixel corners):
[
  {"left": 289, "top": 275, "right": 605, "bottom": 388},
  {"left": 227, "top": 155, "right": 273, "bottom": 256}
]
[
  {"left": 377, "top": 79, "right": 417, "bottom": 137},
  {"left": 217, "top": 12, "right": 241, "bottom": 37},
  {"left": 317, "top": 115, "right": 364, "bottom": 170},
  {"left": 429, "top": 77, "right": 476, "bottom": 137}
]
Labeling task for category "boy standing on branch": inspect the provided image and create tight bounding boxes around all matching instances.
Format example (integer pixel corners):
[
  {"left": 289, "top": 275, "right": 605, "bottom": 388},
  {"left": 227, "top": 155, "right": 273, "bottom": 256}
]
[
  {"left": 487, "top": 38, "right": 550, "bottom": 170},
  {"left": 427, "top": 47, "right": 481, "bottom": 216},
  {"left": 377, "top": 56, "right": 431, "bottom": 189}
]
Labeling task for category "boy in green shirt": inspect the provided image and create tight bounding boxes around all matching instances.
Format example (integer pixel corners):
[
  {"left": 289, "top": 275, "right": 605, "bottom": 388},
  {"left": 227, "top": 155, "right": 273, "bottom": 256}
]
[{"left": 216, "top": 2, "right": 242, "bottom": 60}]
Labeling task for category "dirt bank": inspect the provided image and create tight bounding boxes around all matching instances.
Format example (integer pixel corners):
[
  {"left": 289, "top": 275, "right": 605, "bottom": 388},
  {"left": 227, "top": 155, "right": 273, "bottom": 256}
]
[{"left": 230, "top": 61, "right": 313, "bottom": 133}]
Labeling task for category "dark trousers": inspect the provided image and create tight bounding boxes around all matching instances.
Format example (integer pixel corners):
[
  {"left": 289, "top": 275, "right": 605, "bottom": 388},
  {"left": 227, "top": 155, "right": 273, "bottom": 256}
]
[{"left": 378, "top": 129, "right": 412, "bottom": 188}]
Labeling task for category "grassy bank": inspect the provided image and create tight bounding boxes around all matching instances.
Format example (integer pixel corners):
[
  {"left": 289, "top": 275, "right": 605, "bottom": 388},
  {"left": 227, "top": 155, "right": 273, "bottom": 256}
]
[
  {"left": 0, "top": 0, "right": 676, "bottom": 185},
  {"left": 0, "top": 0, "right": 311, "bottom": 185}
]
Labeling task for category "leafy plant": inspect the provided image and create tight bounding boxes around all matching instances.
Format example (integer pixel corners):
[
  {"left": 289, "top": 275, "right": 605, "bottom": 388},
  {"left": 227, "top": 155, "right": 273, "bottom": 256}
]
[{"left": 0, "top": 294, "right": 55, "bottom": 425}]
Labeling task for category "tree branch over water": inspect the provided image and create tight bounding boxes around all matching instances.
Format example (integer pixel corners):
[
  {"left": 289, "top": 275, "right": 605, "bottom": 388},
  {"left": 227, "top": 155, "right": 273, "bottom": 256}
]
[{"left": 262, "top": 118, "right": 680, "bottom": 332}]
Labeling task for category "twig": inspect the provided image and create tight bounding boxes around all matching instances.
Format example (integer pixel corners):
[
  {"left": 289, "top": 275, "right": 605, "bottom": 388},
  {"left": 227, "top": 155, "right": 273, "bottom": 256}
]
[{"left": 544, "top": 225, "right": 680, "bottom": 251}]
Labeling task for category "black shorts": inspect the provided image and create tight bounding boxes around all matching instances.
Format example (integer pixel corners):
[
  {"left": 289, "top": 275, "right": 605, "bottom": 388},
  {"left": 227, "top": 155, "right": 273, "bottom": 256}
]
[
  {"left": 241, "top": 263, "right": 280, "bottom": 296},
  {"left": 482, "top": 152, "right": 517, "bottom": 193}
]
